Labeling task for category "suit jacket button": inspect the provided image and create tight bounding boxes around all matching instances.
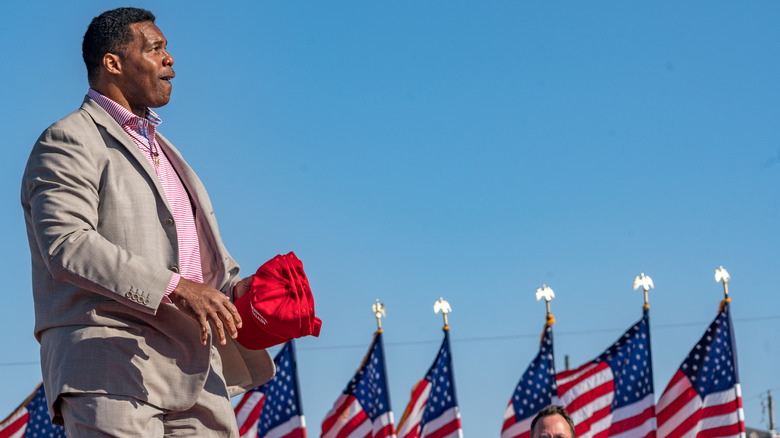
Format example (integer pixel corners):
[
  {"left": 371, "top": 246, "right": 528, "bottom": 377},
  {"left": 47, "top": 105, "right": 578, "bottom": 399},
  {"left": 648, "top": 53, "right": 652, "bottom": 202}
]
[
  {"left": 165, "top": 218, "right": 174, "bottom": 227},
  {"left": 169, "top": 266, "right": 179, "bottom": 273}
]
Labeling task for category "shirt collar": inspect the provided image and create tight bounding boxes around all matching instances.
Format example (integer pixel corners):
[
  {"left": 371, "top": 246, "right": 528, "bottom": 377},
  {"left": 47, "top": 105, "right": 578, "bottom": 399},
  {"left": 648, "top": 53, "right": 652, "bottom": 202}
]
[{"left": 87, "top": 88, "right": 162, "bottom": 129}]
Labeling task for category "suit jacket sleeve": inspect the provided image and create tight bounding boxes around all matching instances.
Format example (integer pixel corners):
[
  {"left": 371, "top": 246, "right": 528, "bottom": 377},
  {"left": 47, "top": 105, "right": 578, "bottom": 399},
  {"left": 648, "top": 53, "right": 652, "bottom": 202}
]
[{"left": 23, "top": 118, "right": 174, "bottom": 315}]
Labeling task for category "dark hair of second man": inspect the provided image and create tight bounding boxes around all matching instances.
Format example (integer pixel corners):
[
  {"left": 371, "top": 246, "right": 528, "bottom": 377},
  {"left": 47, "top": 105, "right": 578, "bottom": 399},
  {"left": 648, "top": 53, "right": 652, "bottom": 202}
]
[
  {"left": 82, "top": 7, "right": 156, "bottom": 82},
  {"left": 530, "top": 405, "right": 576, "bottom": 438}
]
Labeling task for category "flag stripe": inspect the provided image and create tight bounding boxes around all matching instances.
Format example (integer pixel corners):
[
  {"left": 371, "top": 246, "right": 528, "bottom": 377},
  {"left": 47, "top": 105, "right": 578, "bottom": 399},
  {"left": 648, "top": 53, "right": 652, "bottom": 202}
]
[
  {"left": 322, "top": 395, "right": 365, "bottom": 438},
  {"left": 371, "top": 412, "right": 396, "bottom": 438},
  {"left": 500, "top": 412, "right": 532, "bottom": 438},
  {"left": 374, "top": 422, "right": 396, "bottom": 438},
  {"left": 397, "top": 381, "right": 431, "bottom": 438},
  {"left": 419, "top": 407, "right": 462, "bottom": 438},
  {"left": 336, "top": 409, "right": 370, "bottom": 438},
  {"left": 266, "top": 415, "right": 306, "bottom": 438},
  {"left": 607, "top": 395, "right": 655, "bottom": 438},
  {"left": 559, "top": 362, "right": 614, "bottom": 408},
  {"left": 236, "top": 391, "right": 265, "bottom": 436},
  {"left": 322, "top": 394, "right": 355, "bottom": 435},
  {"left": 576, "top": 403, "right": 614, "bottom": 438},
  {"left": 696, "top": 423, "right": 744, "bottom": 438},
  {"left": 0, "top": 411, "right": 28, "bottom": 438},
  {"left": 557, "top": 362, "right": 601, "bottom": 393},
  {"left": 567, "top": 383, "right": 614, "bottom": 432},
  {"left": 656, "top": 371, "right": 690, "bottom": 414}
]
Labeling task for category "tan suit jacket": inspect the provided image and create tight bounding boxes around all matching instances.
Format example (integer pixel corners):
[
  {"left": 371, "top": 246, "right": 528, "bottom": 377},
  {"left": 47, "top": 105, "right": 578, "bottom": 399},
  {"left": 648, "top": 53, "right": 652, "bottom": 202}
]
[{"left": 21, "top": 96, "right": 274, "bottom": 424}]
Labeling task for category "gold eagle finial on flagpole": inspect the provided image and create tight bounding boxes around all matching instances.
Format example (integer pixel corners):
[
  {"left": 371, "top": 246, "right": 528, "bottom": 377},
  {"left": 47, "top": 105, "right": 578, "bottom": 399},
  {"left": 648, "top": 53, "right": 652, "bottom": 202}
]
[
  {"left": 715, "top": 266, "right": 730, "bottom": 299},
  {"left": 715, "top": 266, "right": 731, "bottom": 311},
  {"left": 633, "top": 272, "right": 654, "bottom": 310},
  {"left": 434, "top": 297, "right": 452, "bottom": 331},
  {"left": 536, "top": 284, "right": 555, "bottom": 326},
  {"left": 373, "top": 299, "right": 386, "bottom": 333}
]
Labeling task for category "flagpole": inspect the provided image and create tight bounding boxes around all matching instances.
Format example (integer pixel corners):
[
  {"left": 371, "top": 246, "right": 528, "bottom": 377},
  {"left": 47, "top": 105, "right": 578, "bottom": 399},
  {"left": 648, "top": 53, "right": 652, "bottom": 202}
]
[
  {"left": 634, "top": 273, "right": 656, "bottom": 408},
  {"left": 287, "top": 340, "right": 305, "bottom": 418},
  {"left": 535, "top": 284, "right": 555, "bottom": 347},
  {"left": 434, "top": 297, "right": 451, "bottom": 331},
  {"left": 714, "top": 267, "right": 746, "bottom": 436}
]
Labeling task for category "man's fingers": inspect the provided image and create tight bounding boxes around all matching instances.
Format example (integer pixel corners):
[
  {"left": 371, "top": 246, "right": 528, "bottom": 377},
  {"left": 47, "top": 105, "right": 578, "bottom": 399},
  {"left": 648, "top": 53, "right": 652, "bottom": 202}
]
[
  {"left": 216, "top": 304, "right": 239, "bottom": 340},
  {"left": 210, "top": 313, "right": 227, "bottom": 345},
  {"left": 225, "top": 300, "right": 242, "bottom": 330},
  {"left": 199, "top": 315, "right": 209, "bottom": 346}
]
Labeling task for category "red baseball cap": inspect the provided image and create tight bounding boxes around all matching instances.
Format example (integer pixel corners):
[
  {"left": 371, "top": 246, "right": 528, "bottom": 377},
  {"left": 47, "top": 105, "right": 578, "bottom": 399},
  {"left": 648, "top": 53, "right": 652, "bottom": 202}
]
[{"left": 235, "top": 252, "right": 322, "bottom": 350}]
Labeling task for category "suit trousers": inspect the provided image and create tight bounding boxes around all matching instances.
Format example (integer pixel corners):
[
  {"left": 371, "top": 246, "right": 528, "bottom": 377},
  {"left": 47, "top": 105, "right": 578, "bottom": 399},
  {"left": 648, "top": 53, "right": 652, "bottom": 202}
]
[{"left": 59, "top": 346, "right": 238, "bottom": 437}]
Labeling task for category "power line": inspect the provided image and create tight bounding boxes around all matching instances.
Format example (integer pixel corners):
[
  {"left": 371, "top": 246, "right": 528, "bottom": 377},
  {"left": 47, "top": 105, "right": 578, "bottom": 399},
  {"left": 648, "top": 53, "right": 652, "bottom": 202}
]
[
  {"left": 300, "top": 314, "right": 780, "bottom": 352},
  {"left": 0, "top": 361, "right": 38, "bottom": 367},
  {"left": 2, "top": 314, "right": 778, "bottom": 365}
]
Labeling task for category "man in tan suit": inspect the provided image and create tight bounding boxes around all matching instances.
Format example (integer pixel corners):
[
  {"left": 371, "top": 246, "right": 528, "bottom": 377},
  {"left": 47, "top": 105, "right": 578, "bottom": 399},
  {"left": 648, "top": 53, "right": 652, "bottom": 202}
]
[{"left": 21, "top": 7, "right": 274, "bottom": 436}]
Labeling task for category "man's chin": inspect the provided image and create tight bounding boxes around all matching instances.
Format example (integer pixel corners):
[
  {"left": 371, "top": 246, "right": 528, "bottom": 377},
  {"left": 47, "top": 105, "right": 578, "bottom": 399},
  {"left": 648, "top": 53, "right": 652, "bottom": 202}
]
[{"left": 150, "top": 95, "right": 172, "bottom": 108}]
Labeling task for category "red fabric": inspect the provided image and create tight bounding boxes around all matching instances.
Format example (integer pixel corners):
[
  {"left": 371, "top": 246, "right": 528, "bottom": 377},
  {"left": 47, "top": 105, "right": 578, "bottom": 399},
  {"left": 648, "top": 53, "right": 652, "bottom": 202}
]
[{"left": 235, "top": 252, "right": 322, "bottom": 349}]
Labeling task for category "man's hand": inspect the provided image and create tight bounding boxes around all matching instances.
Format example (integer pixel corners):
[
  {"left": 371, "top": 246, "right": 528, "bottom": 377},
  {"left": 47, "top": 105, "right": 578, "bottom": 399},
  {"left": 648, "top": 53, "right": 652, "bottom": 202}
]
[{"left": 169, "top": 278, "right": 243, "bottom": 346}]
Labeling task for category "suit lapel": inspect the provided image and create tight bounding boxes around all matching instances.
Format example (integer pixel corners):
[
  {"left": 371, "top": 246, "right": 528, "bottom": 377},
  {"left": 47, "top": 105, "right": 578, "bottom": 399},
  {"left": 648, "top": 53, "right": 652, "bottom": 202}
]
[{"left": 80, "top": 97, "right": 173, "bottom": 215}]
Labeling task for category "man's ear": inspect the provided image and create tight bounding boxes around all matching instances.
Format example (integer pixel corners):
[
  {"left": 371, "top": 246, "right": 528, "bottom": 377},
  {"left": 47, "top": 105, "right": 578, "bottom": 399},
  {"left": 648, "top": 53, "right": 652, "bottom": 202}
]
[{"left": 103, "top": 53, "right": 122, "bottom": 75}]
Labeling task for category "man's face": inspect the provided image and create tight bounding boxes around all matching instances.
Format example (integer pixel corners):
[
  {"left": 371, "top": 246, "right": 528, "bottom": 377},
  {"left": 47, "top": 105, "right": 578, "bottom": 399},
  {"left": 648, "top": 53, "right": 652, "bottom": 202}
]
[
  {"left": 117, "top": 21, "right": 175, "bottom": 113},
  {"left": 532, "top": 414, "right": 572, "bottom": 438}
]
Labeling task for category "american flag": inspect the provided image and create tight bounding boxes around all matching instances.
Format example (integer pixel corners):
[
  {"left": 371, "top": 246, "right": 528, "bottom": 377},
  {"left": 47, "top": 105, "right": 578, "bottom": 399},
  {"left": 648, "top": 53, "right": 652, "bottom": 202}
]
[
  {"left": 557, "top": 309, "right": 655, "bottom": 438},
  {"left": 656, "top": 301, "right": 745, "bottom": 438},
  {"left": 0, "top": 383, "right": 65, "bottom": 438},
  {"left": 396, "top": 330, "right": 463, "bottom": 438},
  {"left": 321, "top": 331, "right": 396, "bottom": 438},
  {"left": 235, "top": 340, "right": 307, "bottom": 438},
  {"left": 501, "top": 323, "right": 558, "bottom": 438}
]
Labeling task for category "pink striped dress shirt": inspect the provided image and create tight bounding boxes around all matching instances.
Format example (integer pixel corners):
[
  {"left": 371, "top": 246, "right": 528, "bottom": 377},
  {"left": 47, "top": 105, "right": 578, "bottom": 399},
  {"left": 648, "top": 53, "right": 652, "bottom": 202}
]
[{"left": 87, "top": 89, "right": 203, "bottom": 300}]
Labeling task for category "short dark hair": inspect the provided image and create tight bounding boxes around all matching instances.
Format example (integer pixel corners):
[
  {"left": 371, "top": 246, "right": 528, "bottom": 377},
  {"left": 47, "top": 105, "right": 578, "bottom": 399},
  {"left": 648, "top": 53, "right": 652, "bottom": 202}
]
[
  {"left": 82, "top": 7, "right": 156, "bottom": 82},
  {"left": 530, "top": 405, "right": 576, "bottom": 438}
]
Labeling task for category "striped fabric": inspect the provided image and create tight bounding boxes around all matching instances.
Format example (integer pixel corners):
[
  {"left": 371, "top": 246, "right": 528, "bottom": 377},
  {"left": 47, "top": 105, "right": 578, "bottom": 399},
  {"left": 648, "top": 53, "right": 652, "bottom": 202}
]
[{"left": 87, "top": 89, "right": 203, "bottom": 297}]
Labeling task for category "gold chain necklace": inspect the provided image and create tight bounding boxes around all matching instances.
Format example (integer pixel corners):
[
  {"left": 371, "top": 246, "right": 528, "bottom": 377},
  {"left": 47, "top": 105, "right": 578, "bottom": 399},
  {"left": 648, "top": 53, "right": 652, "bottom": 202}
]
[{"left": 141, "top": 141, "right": 160, "bottom": 168}]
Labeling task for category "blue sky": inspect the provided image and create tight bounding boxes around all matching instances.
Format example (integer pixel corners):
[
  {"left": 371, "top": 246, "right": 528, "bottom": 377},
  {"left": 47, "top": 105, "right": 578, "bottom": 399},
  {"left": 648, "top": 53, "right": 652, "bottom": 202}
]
[{"left": 1, "top": 1, "right": 779, "bottom": 435}]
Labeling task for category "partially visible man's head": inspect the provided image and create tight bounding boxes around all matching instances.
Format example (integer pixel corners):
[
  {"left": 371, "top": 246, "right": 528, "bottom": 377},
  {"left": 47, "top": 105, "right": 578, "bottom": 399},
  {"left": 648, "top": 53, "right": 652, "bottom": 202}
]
[
  {"left": 530, "top": 405, "right": 576, "bottom": 438},
  {"left": 83, "top": 7, "right": 156, "bottom": 83}
]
